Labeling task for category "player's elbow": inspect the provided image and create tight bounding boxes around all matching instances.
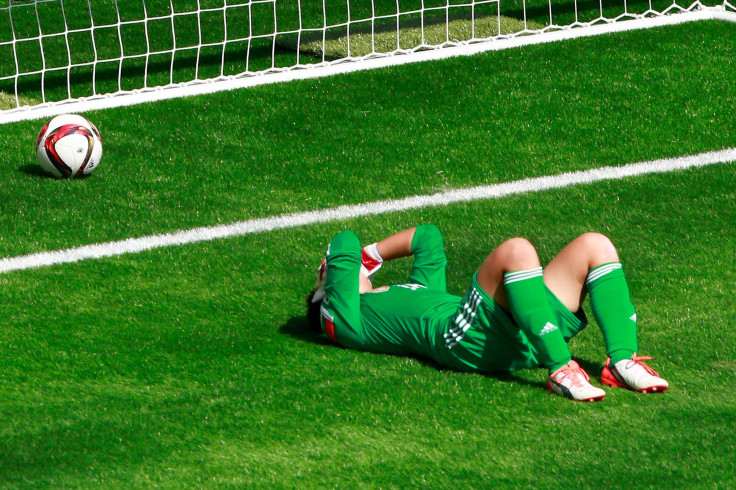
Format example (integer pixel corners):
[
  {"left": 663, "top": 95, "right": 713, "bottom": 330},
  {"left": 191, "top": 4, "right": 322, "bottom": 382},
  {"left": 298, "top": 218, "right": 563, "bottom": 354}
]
[
  {"left": 412, "top": 224, "right": 445, "bottom": 252},
  {"left": 416, "top": 223, "right": 442, "bottom": 241},
  {"left": 329, "top": 230, "right": 362, "bottom": 261}
]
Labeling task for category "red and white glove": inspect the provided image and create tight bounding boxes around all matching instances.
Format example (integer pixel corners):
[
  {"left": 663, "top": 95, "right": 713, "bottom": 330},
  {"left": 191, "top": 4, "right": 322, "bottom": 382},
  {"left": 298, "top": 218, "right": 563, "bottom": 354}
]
[
  {"left": 311, "top": 243, "right": 383, "bottom": 304},
  {"left": 361, "top": 243, "right": 383, "bottom": 281}
]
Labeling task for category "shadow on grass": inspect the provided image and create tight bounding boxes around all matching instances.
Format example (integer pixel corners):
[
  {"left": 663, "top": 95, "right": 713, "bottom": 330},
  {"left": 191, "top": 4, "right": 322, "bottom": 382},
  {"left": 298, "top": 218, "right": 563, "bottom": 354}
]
[
  {"left": 279, "top": 315, "right": 336, "bottom": 348},
  {"left": 575, "top": 356, "right": 605, "bottom": 378},
  {"left": 1, "top": 43, "right": 288, "bottom": 107},
  {"left": 18, "top": 163, "right": 94, "bottom": 180},
  {"left": 18, "top": 163, "right": 51, "bottom": 178},
  {"left": 279, "top": 315, "right": 547, "bottom": 393}
]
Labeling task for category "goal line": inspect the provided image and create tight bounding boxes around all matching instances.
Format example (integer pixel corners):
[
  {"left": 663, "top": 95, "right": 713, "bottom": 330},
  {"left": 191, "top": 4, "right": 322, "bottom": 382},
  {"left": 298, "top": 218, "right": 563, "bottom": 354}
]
[{"left": 1, "top": 148, "right": 734, "bottom": 275}]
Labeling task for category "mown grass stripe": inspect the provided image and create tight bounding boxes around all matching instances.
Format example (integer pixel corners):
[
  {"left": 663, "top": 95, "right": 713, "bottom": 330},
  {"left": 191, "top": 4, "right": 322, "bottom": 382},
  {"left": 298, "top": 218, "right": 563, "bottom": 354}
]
[{"left": 1, "top": 147, "right": 734, "bottom": 274}]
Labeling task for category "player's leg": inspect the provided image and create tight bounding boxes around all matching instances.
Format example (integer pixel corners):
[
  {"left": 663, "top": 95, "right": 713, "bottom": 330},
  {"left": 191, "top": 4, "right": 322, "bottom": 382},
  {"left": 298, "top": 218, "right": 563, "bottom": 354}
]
[
  {"left": 544, "top": 232, "right": 667, "bottom": 393},
  {"left": 475, "top": 238, "right": 569, "bottom": 369},
  {"left": 476, "top": 238, "right": 604, "bottom": 401},
  {"left": 543, "top": 232, "right": 636, "bottom": 360}
]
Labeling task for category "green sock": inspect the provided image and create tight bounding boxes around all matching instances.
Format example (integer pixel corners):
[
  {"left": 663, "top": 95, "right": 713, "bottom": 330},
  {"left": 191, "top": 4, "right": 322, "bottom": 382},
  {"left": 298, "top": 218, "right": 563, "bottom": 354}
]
[
  {"left": 504, "top": 267, "right": 571, "bottom": 372},
  {"left": 586, "top": 262, "right": 638, "bottom": 364}
]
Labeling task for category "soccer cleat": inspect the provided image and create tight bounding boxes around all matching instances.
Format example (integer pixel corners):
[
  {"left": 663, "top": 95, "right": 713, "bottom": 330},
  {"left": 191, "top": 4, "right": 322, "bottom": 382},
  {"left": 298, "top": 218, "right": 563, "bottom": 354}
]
[
  {"left": 601, "top": 354, "right": 668, "bottom": 393},
  {"left": 547, "top": 360, "right": 606, "bottom": 402}
]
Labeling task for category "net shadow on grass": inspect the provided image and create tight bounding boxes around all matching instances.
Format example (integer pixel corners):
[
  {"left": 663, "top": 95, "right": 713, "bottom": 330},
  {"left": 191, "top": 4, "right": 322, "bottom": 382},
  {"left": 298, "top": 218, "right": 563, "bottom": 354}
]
[
  {"left": 0, "top": 42, "right": 288, "bottom": 109},
  {"left": 279, "top": 11, "right": 543, "bottom": 61}
]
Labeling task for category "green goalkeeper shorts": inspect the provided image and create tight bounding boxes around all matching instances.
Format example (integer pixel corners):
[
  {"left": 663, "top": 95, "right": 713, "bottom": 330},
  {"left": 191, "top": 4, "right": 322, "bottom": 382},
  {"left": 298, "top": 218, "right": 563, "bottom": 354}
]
[{"left": 442, "top": 272, "right": 588, "bottom": 373}]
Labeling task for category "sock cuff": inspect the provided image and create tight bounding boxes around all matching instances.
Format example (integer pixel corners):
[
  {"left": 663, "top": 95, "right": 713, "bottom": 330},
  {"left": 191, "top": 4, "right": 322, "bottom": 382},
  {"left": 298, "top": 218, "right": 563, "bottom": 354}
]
[
  {"left": 586, "top": 262, "right": 623, "bottom": 286},
  {"left": 504, "top": 267, "right": 543, "bottom": 285}
]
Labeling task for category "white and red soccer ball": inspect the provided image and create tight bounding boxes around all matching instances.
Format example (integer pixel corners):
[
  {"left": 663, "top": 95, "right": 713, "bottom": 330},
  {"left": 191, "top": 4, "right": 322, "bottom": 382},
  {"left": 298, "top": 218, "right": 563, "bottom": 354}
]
[{"left": 35, "top": 114, "right": 103, "bottom": 179}]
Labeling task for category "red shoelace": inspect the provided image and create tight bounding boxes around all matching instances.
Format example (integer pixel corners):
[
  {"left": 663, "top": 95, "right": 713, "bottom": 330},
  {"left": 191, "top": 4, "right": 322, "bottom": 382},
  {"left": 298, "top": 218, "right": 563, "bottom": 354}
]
[{"left": 627, "top": 354, "right": 660, "bottom": 377}]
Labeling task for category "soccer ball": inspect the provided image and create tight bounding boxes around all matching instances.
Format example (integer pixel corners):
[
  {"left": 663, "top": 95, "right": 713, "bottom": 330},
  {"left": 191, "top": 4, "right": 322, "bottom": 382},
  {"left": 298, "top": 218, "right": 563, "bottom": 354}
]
[{"left": 35, "top": 114, "right": 103, "bottom": 179}]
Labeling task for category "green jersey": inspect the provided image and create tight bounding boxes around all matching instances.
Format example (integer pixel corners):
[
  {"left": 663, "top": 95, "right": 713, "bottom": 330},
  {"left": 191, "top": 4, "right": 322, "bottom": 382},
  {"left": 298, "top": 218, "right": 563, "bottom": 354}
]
[{"left": 319, "top": 225, "right": 587, "bottom": 372}]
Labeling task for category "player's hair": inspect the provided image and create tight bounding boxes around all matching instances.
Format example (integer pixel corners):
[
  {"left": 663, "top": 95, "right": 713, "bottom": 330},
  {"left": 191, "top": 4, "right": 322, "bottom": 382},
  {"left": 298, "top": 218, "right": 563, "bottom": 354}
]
[{"left": 306, "top": 289, "right": 323, "bottom": 333}]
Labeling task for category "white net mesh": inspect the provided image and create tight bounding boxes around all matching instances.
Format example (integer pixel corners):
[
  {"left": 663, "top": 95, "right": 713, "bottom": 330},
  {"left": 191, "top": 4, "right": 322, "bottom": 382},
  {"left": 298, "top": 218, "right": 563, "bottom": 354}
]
[{"left": 1, "top": 0, "right": 734, "bottom": 121}]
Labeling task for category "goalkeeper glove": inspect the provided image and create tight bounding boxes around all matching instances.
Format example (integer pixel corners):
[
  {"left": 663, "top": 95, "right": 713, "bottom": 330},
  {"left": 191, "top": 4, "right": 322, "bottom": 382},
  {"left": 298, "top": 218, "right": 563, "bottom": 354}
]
[
  {"left": 311, "top": 243, "right": 383, "bottom": 304},
  {"left": 361, "top": 243, "right": 383, "bottom": 281}
]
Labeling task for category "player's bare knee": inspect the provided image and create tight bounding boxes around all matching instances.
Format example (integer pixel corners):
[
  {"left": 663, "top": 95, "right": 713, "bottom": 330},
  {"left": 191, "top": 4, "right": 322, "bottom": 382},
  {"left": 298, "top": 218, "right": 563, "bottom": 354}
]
[
  {"left": 578, "top": 232, "right": 619, "bottom": 263},
  {"left": 496, "top": 237, "right": 539, "bottom": 270}
]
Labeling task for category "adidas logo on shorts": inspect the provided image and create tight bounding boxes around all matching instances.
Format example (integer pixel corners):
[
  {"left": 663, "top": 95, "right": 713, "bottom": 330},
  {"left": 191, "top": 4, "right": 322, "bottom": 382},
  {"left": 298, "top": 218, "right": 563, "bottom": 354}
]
[{"left": 539, "top": 322, "right": 559, "bottom": 336}]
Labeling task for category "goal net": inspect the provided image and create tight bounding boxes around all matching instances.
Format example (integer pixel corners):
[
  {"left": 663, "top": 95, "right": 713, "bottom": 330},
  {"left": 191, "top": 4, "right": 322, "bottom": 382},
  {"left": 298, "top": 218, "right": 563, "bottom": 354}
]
[{"left": 1, "top": 0, "right": 734, "bottom": 123}]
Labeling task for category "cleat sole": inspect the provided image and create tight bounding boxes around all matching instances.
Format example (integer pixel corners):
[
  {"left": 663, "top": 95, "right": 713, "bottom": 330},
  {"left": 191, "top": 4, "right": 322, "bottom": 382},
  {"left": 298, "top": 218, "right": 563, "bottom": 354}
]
[{"left": 637, "top": 385, "right": 668, "bottom": 394}]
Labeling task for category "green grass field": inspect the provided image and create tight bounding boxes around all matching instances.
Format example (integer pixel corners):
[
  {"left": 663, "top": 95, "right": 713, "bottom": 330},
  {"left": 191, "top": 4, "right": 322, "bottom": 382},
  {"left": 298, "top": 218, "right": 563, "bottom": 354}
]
[{"left": 1, "top": 19, "right": 735, "bottom": 487}]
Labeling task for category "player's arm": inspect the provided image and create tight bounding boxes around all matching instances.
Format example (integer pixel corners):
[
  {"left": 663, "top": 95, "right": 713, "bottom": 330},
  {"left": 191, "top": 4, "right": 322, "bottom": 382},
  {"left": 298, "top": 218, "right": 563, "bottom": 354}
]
[
  {"left": 364, "top": 224, "right": 447, "bottom": 291},
  {"left": 408, "top": 224, "right": 448, "bottom": 291},
  {"left": 359, "top": 227, "right": 416, "bottom": 282},
  {"left": 322, "top": 230, "right": 367, "bottom": 346},
  {"left": 373, "top": 227, "right": 416, "bottom": 261}
]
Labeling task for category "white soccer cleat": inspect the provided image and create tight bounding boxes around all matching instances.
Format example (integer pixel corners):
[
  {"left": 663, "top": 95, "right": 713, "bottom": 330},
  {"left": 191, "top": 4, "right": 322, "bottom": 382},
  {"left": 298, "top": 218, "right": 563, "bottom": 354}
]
[
  {"left": 601, "top": 354, "right": 668, "bottom": 393},
  {"left": 547, "top": 360, "right": 606, "bottom": 402}
]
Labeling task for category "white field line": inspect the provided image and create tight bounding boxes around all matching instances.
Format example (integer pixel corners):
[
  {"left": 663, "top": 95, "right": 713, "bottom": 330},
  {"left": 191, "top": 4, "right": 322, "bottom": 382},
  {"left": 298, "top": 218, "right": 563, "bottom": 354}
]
[{"left": 1, "top": 148, "right": 735, "bottom": 274}]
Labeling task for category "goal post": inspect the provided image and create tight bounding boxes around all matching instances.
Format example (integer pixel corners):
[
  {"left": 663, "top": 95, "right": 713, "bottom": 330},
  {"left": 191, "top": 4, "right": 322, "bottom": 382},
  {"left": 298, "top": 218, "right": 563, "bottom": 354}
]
[{"left": 1, "top": 0, "right": 734, "bottom": 124}]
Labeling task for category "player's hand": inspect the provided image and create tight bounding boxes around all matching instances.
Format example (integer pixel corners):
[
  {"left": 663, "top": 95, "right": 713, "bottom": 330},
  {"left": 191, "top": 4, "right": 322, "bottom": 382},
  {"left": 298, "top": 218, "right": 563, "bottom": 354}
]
[{"left": 311, "top": 259, "right": 327, "bottom": 303}]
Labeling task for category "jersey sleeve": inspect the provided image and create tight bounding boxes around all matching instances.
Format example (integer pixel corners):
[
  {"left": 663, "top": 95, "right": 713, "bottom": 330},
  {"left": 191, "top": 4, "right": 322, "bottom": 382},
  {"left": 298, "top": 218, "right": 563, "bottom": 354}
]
[
  {"left": 321, "top": 230, "right": 366, "bottom": 346},
  {"left": 408, "top": 224, "right": 448, "bottom": 292}
]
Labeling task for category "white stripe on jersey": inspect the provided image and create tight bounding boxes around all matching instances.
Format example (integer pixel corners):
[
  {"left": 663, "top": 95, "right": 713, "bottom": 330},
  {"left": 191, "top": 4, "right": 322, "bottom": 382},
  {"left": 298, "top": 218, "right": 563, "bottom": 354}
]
[{"left": 444, "top": 287, "right": 482, "bottom": 349}]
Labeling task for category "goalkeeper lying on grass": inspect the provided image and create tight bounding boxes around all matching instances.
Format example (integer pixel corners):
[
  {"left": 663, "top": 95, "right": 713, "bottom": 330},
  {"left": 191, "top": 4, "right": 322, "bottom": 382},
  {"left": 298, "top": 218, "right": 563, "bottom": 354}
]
[{"left": 306, "top": 224, "right": 668, "bottom": 402}]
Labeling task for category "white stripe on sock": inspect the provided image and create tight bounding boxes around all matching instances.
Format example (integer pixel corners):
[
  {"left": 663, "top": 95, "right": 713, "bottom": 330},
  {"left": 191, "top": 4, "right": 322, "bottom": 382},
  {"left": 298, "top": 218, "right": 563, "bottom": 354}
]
[
  {"left": 504, "top": 267, "right": 544, "bottom": 285},
  {"left": 586, "top": 262, "right": 623, "bottom": 284}
]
